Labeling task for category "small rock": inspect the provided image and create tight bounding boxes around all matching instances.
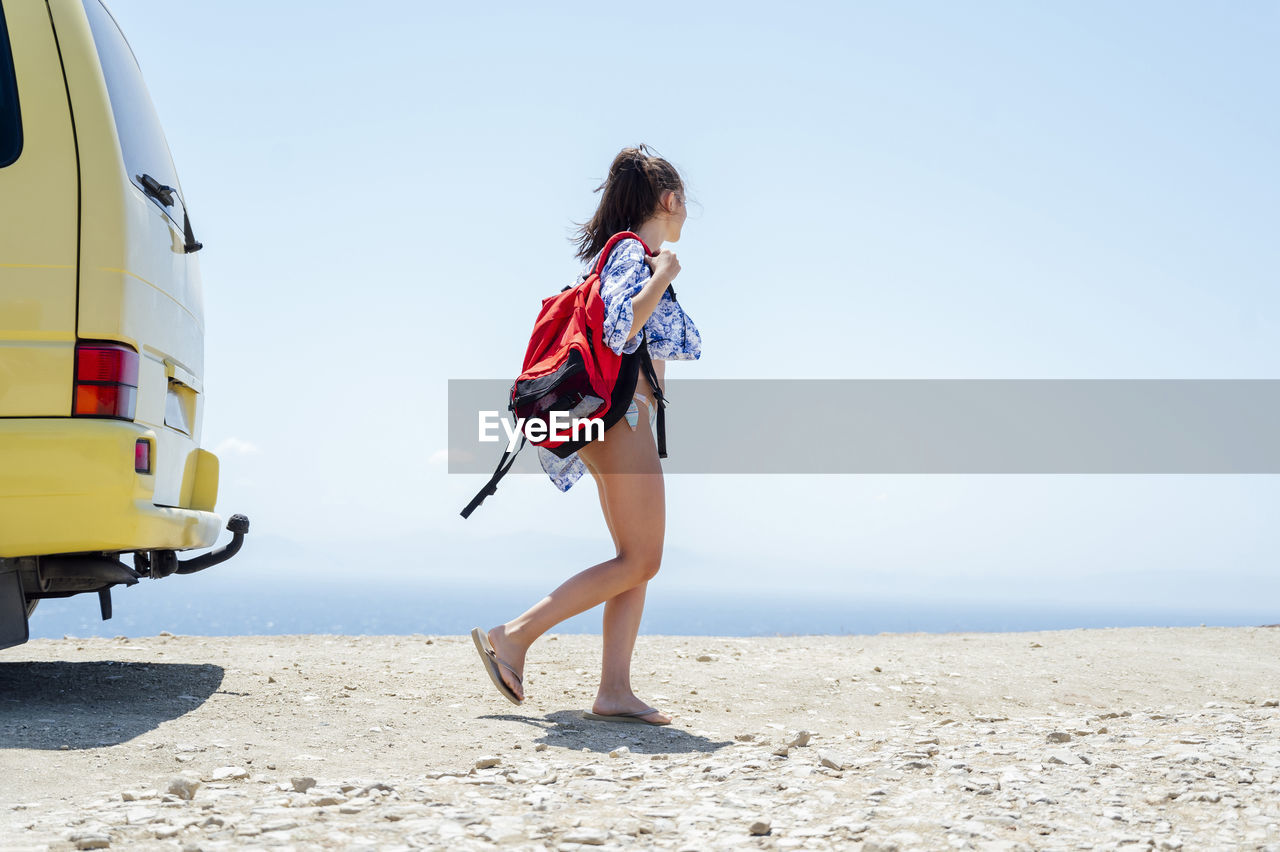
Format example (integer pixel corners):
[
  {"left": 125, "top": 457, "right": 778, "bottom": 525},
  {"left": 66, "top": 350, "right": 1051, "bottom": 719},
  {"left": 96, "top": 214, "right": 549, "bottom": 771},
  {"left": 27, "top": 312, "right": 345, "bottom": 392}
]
[
  {"left": 562, "top": 827, "right": 609, "bottom": 845},
  {"left": 772, "top": 745, "right": 790, "bottom": 757},
  {"left": 609, "top": 746, "right": 630, "bottom": 758},
  {"left": 166, "top": 777, "right": 200, "bottom": 800},
  {"left": 72, "top": 836, "right": 110, "bottom": 850},
  {"left": 861, "top": 840, "right": 899, "bottom": 852},
  {"left": 125, "top": 807, "right": 156, "bottom": 825},
  {"left": 819, "top": 751, "right": 845, "bottom": 770},
  {"left": 788, "top": 731, "right": 812, "bottom": 748},
  {"left": 1045, "top": 749, "right": 1084, "bottom": 765},
  {"left": 208, "top": 766, "right": 249, "bottom": 782},
  {"left": 535, "top": 743, "right": 548, "bottom": 752},
  {"left": 696, "top": 654, "right": 716, "bottom": 662},
  {"left": 290, "top": 777, "right": 317, "bottom": 793},
  {"left": 311, "top": 794, "right": 346, "bottom": 807},
  {"left": 1047, "top": 731, "right": 1072, "bottom": 743},
  {"left": 475, "top": 756, "right": 501, "bottom": 769},
  {"left": 749, "top": 820, "right": 772, "bottom": 836}
]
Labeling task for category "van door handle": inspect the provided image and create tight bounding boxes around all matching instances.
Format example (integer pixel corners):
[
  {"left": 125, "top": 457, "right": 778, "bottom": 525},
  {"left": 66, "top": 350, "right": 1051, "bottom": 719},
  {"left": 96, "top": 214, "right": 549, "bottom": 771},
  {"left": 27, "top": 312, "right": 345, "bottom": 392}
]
[{"left": 165, "top": 361, "right": 202, "bottom": 394}]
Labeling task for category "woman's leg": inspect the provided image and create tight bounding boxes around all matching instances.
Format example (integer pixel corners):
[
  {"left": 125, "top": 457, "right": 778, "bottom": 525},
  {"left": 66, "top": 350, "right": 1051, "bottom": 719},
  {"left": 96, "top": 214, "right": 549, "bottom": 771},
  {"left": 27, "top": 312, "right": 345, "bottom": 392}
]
[
  {"left": 585, "top": 452, "right": 659, "bottom": 719},
  {"left": 486, "top": 386, "right": 664, "bottom": 705},
  {"left": 591, "top": 386, "right": 667, "bottom": 720}
]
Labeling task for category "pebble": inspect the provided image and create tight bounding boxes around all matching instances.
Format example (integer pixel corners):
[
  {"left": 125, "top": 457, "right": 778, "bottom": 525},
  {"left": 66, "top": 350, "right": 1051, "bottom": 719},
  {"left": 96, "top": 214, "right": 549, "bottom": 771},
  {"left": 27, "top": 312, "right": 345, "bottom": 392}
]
[
  {"left": 788, "top": 731, "right": 812, "bottom": 748},
  {"left": 749, "top": 819, "right": 772, "bottom": 836},
  {"left": 310, "top": 794, "right": 346, "bottom": 806},
  {"left": 475, "top": 756, "right": 501, "bottom": 769},
  {"left": 290, "top": 776, "right": 317, "bottom": 793},
  {"left": 562, "top": 827, "right": 609, "bottom": 845},
  {"left": 207, "top": 767, "right": 249, "bottom": 782},
  {"left": 166, "top": 777, "right": 200, "bottom": 801}
]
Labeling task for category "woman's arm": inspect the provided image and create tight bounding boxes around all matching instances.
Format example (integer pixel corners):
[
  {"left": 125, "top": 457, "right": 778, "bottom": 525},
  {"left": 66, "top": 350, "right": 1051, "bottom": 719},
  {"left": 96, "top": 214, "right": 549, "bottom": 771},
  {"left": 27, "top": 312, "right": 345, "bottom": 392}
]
[
  {"left": 632, "top": 249, "right": 680, "bottom": 332},
  {"left": 629, "top": 277, "right": 668, "bottom": 334},
  {"left": 599, "top": 242, "right": 679, "bottom": 356}
]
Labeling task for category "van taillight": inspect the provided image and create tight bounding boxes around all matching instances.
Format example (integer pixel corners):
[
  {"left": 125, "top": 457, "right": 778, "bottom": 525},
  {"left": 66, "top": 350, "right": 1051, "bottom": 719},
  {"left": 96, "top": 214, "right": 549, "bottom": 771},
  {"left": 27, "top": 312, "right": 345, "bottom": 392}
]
[{"left": 73, "top": 343, "right": 140, "bottom": 420}]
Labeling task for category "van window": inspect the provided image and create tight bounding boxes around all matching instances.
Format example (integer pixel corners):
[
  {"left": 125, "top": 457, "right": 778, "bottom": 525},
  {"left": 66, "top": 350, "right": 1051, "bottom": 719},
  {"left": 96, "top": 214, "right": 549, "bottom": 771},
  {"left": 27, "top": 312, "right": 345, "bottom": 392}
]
[
  {"left": 0, "top": 2, "right": 22, "bottom": 168},
  {"left": 80, "top": 0, "right": 182, "bottom": 224}
]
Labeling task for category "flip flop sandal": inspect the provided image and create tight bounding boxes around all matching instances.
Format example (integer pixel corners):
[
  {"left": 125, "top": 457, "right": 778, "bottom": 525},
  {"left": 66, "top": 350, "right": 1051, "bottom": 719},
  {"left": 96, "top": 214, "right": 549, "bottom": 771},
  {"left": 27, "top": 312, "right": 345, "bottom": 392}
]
[
  {"left": 581, "top": 707, "right": 671, "bottom": 726},
  {"left": 471, "top": 627, "right": 523, "bottom": 705}
]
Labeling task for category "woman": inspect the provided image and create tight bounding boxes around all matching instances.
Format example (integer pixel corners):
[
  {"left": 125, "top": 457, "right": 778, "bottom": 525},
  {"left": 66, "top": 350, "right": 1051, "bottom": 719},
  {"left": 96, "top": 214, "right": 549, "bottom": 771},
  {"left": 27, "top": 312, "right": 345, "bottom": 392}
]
[{"left": 471, "top": 145, "right": 701, "bottom": 726}]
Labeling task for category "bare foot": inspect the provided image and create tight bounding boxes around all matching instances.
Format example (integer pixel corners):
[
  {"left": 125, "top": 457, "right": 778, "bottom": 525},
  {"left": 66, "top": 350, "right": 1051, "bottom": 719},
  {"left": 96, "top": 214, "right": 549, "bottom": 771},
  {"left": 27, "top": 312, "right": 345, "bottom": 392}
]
[
  {"left": 591, "top": 694, "right": 671, "bottom": 725},
  {"left": 486, "top": 626, "right": 527, "bottom": 702}
]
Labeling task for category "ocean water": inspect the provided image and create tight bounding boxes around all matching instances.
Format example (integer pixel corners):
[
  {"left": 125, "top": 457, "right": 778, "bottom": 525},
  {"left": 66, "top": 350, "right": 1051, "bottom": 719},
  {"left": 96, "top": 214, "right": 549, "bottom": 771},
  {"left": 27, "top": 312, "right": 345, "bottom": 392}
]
[{"left": 20, "top": 572, "right": 1277, "bottom": 642}]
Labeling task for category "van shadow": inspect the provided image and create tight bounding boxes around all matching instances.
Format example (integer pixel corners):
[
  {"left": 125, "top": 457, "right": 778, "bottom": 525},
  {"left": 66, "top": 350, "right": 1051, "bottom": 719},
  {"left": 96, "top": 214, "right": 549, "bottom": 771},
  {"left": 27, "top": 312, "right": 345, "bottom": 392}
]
[
  {"left": 0, "top": 661, "right": 224, "bottom": 750},
  {"left": 482, "top": 710, "right": 735, "bottom": 755}
]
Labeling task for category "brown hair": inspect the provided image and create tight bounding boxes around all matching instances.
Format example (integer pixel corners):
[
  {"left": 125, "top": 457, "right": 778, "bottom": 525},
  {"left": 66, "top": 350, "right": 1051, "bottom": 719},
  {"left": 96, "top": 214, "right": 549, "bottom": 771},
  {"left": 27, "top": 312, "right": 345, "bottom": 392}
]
[{"left": 573, "top": 144, "right": 684, "bottom": 263}]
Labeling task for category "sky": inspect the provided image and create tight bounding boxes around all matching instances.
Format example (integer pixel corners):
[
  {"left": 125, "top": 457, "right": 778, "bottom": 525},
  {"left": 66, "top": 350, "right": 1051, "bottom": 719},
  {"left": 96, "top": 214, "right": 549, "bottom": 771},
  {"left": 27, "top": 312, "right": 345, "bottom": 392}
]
[{"left": 86, "top": 0, "right": 1279, "bottom": 622}]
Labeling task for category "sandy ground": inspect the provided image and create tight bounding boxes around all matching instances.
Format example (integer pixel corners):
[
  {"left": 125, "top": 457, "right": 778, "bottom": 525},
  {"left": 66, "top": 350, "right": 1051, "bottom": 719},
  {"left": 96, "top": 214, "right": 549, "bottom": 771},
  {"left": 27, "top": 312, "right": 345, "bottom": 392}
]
[{"left": 2, "top": 627, "right": 1280, "bottom": 851}]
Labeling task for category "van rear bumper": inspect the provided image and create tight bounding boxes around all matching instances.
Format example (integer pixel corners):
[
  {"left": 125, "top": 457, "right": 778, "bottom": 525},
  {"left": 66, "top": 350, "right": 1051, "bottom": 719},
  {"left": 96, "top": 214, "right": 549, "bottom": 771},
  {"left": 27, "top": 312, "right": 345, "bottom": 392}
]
[{"left": 0, "top": 418, "right": 220, "bottom": 558}]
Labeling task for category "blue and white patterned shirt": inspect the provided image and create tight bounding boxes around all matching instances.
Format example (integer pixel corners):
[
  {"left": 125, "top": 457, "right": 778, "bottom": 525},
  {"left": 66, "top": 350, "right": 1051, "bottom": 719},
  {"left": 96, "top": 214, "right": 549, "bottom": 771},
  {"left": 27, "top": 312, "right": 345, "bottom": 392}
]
[{"left": 535, "top": 238, "right": 702, "bottom": 492}]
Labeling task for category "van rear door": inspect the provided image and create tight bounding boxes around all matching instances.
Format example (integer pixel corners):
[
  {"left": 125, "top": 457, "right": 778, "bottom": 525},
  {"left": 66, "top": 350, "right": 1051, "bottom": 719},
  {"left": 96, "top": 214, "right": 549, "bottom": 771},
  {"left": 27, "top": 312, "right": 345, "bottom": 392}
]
[
  {"left": 54, "top": 0, "right": 206, "bottom": 508},
  {"left": 0, "top": 1, "right": 80, "bottom": 417}
]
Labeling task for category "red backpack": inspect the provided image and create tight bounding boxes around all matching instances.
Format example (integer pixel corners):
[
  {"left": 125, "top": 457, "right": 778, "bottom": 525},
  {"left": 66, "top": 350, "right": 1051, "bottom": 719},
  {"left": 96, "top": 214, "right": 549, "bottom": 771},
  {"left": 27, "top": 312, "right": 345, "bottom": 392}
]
[{"left": 460, "top": 232, "right": 667, "bottom": 518}]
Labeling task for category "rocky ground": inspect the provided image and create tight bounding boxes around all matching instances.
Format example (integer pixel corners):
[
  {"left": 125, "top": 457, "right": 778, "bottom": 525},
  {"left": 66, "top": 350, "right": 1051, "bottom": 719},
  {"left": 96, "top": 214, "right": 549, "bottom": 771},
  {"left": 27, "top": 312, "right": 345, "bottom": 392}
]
[{"left": 2, "top": 627, "right": 1280, "bottom": 851}]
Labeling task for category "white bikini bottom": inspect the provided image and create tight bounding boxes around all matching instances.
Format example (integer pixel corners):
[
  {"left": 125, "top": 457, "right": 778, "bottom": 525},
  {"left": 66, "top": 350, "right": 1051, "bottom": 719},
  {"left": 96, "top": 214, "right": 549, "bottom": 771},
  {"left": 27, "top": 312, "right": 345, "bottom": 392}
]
[{"left": 623, "top": 391, "right": 657, "bottom": 431}]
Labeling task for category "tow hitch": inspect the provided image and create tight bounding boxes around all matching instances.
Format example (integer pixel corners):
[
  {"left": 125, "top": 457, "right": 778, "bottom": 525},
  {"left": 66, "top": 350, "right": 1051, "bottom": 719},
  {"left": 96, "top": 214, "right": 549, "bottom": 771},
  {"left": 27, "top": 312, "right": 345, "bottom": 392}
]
[{"left": 135, "top": 514, "right": 250, "bottom": 578}]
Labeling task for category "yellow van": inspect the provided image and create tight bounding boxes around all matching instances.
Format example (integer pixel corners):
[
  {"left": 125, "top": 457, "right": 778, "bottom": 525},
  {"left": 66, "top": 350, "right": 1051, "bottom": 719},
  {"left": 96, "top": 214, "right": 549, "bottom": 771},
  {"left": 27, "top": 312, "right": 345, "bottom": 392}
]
[{"left": 0, "top": 0, "right": 247, "bottom": 649}]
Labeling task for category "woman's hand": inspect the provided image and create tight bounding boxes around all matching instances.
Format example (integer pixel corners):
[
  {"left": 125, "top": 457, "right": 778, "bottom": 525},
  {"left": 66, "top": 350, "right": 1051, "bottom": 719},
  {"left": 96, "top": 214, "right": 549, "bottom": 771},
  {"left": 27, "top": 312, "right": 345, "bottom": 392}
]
[{"left": 645, "top": 249, "right": 680, "bottom": 285}]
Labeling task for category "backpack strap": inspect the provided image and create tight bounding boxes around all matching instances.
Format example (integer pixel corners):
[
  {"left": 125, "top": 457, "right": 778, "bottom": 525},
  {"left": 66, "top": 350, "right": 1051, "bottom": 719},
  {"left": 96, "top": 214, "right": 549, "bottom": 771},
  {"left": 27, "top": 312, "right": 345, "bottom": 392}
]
[
  {"left": 460, "top": 432, "right": 527, "bottom": 519},
  {"left": 593, "top": 231, "right": 655, "bottom": 276},
  {"left": 638, "top": 330, "right": 668, "bottom": 459}
]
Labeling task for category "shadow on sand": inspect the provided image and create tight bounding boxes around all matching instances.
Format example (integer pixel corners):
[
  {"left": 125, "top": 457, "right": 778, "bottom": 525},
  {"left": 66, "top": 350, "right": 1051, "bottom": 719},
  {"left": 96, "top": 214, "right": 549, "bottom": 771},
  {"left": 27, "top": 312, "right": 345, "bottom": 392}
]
[
  {"left": 0, "top": 660, "right": 224, "bottom": 750},
  {"left": 481, "top": 710, "right": 735, "bottom": 755}
]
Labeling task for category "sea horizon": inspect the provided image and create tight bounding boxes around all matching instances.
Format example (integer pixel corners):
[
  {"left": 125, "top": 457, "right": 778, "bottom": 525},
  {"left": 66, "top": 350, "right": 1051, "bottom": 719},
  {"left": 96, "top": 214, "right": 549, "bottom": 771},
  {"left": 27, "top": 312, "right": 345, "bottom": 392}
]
[{"left": 19, "top": 576, "right": 1277, "bottom": 643}]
